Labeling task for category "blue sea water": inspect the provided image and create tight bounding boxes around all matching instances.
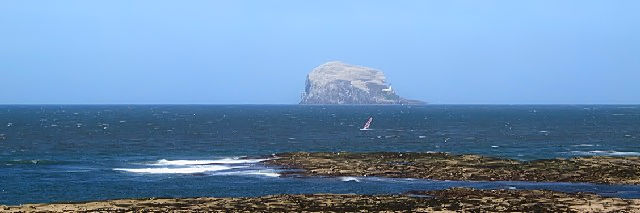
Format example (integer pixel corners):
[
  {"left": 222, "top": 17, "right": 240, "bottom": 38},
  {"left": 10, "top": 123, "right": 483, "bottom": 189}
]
[{"left": 0, "top": 105, "right": 639, "bottom": 205}]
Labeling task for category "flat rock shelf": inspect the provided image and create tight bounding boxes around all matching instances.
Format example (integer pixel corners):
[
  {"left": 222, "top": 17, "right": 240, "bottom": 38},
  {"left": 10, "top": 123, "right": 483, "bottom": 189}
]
[
  {"left": 3, "top": 188, "right": 639, "bottom": 212},
  {"left": 265, "top": 152, "right": 640, "bottom": 185}
]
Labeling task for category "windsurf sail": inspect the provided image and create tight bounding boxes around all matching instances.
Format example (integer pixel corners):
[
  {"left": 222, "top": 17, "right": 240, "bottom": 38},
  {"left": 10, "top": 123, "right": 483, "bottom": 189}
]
[{"left": 361, "top": 117, "right": 373, "bottom": 130}]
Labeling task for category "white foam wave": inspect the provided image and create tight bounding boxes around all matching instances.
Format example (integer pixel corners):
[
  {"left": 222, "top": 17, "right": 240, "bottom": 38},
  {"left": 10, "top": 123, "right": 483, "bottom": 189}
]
[
  {"left": 149, "top": 158, "right": 266, "bottom": 166},
  {"left": 206, "top": 169, "right": 281, "bottom": 177},
  {"left": 115, "top": 157, "right": 278, "bottom": 177},
  {"left": 571, "top": 144, "right": 595, "bottom": 147},
  {"left": 246, "top": 170, "right": 280, "bottom": 177},
  {"left": 114, "top": 165, "right": 239, "bottom": 174},
  {"left": 570, "top": 150, "right": 640, "bottom": 156},
  {"left": 340, "top": 177, "right": 361, "bottom": 182}
]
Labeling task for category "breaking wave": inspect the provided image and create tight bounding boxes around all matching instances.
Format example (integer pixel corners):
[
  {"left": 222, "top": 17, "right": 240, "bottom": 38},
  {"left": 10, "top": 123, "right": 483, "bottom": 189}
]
[
  {"left": 114, "top": 165, "right": 237, "bottom": 174},
  {"left": 214, "top": 169, "right": 281, "bottom": 177},
  {"left": 113, "top": 157, "right": 277, "bottom": 177},
  {"left": 571, "top": 144, "right": 596, "bottom": 147},
  {"left": 340, "top": 177, "right": 361, "bottom": 182},
  {"left": 148, "top": 158, "right": 266, "bottom": 166}
]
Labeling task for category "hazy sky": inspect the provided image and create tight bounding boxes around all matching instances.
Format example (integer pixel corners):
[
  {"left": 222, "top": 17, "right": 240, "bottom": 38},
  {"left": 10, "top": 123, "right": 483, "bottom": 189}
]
[{"left": 1, "top": 1, "right": 639, "bottom": 104}]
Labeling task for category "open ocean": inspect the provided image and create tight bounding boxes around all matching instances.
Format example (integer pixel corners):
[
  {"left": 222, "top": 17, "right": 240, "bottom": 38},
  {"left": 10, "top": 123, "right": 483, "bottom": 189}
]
[{"left": 1, "top": 105, "right": 639, "bottom": 205}]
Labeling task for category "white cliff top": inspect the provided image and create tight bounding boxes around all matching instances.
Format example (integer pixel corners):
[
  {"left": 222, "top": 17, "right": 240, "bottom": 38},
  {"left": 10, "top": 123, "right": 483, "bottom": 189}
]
[{"left": 307, "top": 61, "right": 387, "bottom": 92}]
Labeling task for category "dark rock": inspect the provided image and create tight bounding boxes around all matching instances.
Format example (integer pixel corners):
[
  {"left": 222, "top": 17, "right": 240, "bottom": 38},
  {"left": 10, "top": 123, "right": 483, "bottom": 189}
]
[
  {"left": 265, "top": 152, "right": 640, "bottom": 185},
  {"left": 4, "top": 188, "right": 639, "bottom": 212}
]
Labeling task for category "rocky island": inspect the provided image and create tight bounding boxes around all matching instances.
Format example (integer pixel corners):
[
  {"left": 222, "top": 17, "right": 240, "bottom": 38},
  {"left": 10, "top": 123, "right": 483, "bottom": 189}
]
[{"left": 300, "top": 61, "right": 424, "bottom": 105}]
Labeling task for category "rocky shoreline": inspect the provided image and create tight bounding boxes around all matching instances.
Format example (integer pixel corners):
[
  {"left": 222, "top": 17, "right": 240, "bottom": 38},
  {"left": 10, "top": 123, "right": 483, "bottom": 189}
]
[
  {"left": 3, "top": 188, "right": 639, "bottom": 212},
  {"left": 265, "top": 152, "right": 640, "bottom": 185},
  {"left": 5, "top": 152, "right": 640, "bottom": 212}
]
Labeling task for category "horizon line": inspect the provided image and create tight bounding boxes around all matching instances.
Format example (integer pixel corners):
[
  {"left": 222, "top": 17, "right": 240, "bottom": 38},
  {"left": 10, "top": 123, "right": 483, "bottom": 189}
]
[{"left": 0, "top": 103, "right": 638, "bottom": 106}]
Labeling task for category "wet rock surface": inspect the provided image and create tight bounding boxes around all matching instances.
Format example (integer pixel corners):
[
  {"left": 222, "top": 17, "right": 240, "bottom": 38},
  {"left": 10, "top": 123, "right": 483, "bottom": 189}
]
[
  {"left": 408, "top": 187, "right": 640, "bottom": 212},
  {"left": 3, "top": 188, "right": 639, "bottom": 212},
  {"left": 266, "top": 152, "right": 640, "bottom": 184}
]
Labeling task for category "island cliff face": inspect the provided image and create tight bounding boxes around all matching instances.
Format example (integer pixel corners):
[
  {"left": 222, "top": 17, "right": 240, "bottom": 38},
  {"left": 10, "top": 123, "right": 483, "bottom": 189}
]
[{"left": 300, "top": 61, "right": 424, "bottom": 105}]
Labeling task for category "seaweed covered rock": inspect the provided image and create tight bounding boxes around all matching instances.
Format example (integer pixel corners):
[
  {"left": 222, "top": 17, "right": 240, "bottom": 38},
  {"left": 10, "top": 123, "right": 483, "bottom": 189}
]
[
  {"left": 266, "top": 152, "right": 640, "bottom": 184},
  {"left": 4, "top": 188, "right": 639, "bottom": 212}
]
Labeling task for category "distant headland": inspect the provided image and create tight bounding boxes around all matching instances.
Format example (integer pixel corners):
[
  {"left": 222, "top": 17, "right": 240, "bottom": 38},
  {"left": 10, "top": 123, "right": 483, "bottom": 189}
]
[{"left": 299, "top": 61, "right": 424, "bottom": 105}]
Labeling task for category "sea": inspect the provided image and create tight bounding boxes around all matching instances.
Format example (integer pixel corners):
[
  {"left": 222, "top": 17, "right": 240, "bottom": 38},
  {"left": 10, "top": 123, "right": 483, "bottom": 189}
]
[{"left": 1, "top": 105, "right": 639, "bottom": 205}]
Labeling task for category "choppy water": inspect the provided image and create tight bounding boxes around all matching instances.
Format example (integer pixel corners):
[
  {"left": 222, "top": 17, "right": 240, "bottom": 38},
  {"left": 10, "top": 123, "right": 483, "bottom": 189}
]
[{"left": 0, "top": 105, "right": 639, "bottom": 205}]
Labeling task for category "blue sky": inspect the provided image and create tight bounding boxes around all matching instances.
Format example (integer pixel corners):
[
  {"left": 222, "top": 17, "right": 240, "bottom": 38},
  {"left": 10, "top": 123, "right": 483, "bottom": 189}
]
[{"left": 1, "top": 1, "right": 638, "bottom": 104}]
